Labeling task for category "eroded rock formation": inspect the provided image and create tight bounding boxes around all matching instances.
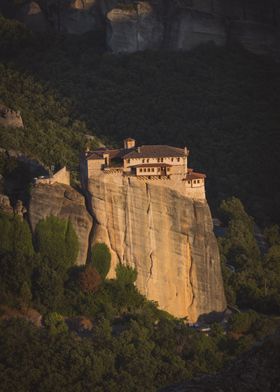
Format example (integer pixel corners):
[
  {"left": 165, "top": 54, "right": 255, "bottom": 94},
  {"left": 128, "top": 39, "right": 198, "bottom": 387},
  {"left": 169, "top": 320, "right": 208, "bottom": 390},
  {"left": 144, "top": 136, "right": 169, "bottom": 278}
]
[
  {"left": 2, "top": 0, "right": 280, "bottom": 57},
  {"left": 29, "top": 183, "right": 93, "bottom": 265},
  {"left": 0, "top": 104, "right": 23, "bottom": 128},
  {"left": 86, "top": 173, "right": 226, "bottom": 322}
]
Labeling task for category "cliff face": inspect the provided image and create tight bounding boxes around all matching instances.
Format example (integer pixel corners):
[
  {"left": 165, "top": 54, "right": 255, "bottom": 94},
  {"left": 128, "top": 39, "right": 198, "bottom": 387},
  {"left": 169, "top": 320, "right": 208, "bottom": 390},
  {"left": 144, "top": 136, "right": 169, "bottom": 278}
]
[
  {"left": 106, "top": 0, "right": 280, "bottom": 56},
  {"left": 29, "top": 183, "right": 93, "bottom": 265},
  {"left": 87, "top": 173, "right": 226, "bottom": 322},
  {"left": 2, "top": 0, "right": 280, "bottom": 57}
]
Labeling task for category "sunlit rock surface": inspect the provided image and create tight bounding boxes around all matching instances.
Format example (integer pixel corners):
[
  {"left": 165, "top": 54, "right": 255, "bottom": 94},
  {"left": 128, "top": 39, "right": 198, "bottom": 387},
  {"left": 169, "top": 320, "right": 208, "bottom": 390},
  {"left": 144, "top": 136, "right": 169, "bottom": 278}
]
[
  {"left": 87, "top": 173, "right": 226, "bottom": 322},
  {"left": 29, "top": 183, "right": 93, "bottom": 265}
]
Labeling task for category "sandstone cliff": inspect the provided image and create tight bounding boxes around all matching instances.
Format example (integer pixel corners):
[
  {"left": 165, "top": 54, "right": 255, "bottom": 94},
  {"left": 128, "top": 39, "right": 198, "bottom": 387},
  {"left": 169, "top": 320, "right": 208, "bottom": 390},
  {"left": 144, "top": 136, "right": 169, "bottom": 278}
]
[
  {"left": 2, "top": 0, "right": 280, "bottom": 58},
  {"left": 86, "top": 173, "right": 226, "bottom": 322},
  {"left": 29, "top": 183, "right": 93, "bottom": 265}
]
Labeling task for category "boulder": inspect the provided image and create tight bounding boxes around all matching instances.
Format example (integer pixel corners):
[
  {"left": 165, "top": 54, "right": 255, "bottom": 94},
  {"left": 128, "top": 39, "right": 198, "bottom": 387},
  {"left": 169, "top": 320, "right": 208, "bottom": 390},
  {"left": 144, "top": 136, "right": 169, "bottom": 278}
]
[
  {"left": 0, "top": 104, "right": 23, "bottom": 129},
  {"left": 17, "top": 1, "right": 49, "bottom": 32},
  {"left": 106, "top": 2, "right": 164, "bottom": 53},
  {"left": 29, "top": 183, "right": 93, "bottom": 265}
]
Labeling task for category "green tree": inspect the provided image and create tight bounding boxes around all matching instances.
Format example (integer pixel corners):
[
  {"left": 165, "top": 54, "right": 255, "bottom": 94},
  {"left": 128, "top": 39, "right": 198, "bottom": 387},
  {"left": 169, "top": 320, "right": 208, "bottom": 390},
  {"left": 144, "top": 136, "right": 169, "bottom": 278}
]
[
  {"left": 116, "top": 264, "right": 137, "bottom": 285},
  {"left": 35, "top": 216, "right": 79, "bottom": 271},
  {"left": 0, "top": 212, "right": 34, "bottom": 257},
  {"left": 19, "top": 281, "right": 32, "bottom": 309},
  {"left": 32, "top": 260, "right": 65, "bottom": 311},
  {"left": 44, "top": 312, "right": 68, "bottom": 335},
  {"left": 91, "top": 243, "right": 111, "bottom": 279}
]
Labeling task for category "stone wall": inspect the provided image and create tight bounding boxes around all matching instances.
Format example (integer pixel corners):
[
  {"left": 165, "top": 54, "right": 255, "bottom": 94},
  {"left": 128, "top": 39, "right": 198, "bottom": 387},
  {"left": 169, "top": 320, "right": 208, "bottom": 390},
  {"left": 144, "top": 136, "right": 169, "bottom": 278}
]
[{"left": 35, "top": 167, "right": 70, "bottom": 186}]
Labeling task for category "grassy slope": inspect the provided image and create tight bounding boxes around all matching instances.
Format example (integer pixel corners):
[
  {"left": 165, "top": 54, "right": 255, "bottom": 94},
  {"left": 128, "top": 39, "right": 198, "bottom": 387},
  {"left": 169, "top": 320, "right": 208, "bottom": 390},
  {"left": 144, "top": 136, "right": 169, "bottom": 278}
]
[{"left": 0, "top": 16, "right": 279, "bottom": 222}]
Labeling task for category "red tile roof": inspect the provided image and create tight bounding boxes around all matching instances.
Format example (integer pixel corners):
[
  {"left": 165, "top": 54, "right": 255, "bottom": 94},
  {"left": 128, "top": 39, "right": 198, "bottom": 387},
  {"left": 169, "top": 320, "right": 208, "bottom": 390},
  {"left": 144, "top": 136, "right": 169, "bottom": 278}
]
[{"left": 185, "top": 171, "right": 206, "bottom": 180}]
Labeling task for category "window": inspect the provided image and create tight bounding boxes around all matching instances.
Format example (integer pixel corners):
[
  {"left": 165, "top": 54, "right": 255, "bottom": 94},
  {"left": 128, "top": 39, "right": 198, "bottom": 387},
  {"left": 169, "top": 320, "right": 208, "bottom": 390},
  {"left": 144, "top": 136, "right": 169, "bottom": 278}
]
[
  {"left": 140, "top": 168, "right": 142, "bottom": 172},
  {"left": 157, "top": 158, "right": 160, "bottom": 162},
  {"left": 147, "top": 159, "right": 149, "bottom": 163},
  {"left": 148, "top": 168, "right": 150, "bottom": 172},
  {"left": 158, "top": 168, "right": 160, "bottom": 172},
  {"left": 197, "top": 180, "right": 200, "bottom": 183},
  {"left": 188, "top": 180, "right": 191, "bottom": 184},
  {"left": 142, "top": 159, "right": 145, "bottom": 163},
  {"left": 177, "top": 158, "right": 180, "bottom": 162},
  {"left": 161, "top": 158, "right": 164, "bottom": 162},
  {"left": 194, "top": 180, "right": 196, "bottom": 184},
  {"left": 167, "top": 168, "right": 170, "bottom": 172},
  {"left": 152, "top": 168, "right": 154, "bottom": 172},
  {"left": 171, "top": 158, "right": 174, "bottom": 162},
  {"left": 128, "top": 159, "right": 130, "bottom": 163}
]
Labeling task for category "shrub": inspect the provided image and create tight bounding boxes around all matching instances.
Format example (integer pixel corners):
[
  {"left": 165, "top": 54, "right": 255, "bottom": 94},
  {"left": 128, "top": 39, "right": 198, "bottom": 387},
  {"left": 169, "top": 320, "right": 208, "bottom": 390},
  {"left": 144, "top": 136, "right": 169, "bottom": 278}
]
[
  {"left": 44, "top": 312, "right": 68, "bottom": 335},
  {"left": 35, "top": 216, "right": 79, "bottom": 271},
  {"left": 79, "top": 266, "right": 102, "bottom": 294},
  {"left": 0, "top": 212, "right": 34, "bottom": 257},
  {"left": 228, "top": 311, "right": 258, "bottom": 335},
  {"left": 116, "top": 263, "right": 137, "bottom": 285},
  {"left": 91, "top": 243, "right": 111, "bottom": 279}
]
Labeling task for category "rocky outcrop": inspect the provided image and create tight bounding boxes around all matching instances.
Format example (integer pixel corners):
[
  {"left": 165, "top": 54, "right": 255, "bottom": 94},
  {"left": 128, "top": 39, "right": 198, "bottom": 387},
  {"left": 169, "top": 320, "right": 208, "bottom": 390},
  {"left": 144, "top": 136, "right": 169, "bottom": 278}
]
[
  {"left": 86, "top": 173, "right": 226, "bottom": 322},
  {"left": 107, "top": 3, "right": 163, "bottom": 53},
  {"left": 16, "top": 1, "right": 49, "bottom": 32},
  {"left": 0, "top": 104, "right": 23, "bottom": 128},
  {"left": 37, "top": 0, "right": 101, "bottom": 34},
  {"left": 0, "top": 194, "right": 14, "bottom": 215},
  {"left": 106, "top": 0, "right": 280, "bottom": 56},
  {"left": 29, "top": 183, "right": 93, "bottom": 265},
  {"left": 2, "top": 0, "right": 280, "bottom": 57}
]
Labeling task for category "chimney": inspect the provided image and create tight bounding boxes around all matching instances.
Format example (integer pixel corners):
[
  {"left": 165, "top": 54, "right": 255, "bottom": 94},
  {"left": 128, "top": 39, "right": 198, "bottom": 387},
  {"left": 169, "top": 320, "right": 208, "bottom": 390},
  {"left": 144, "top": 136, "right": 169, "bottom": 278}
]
[
  {"left": 124, "top": 138, "right": 136, "bottom": 149},
  {"left": 184, "top": 146, "right": 188, "bottom": 156}
]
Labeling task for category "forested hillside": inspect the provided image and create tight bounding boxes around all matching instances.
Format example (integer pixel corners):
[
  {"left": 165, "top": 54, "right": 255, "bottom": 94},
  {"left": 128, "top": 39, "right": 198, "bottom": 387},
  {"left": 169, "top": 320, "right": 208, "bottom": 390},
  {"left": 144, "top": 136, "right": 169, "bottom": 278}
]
[{"left": 1, "top": 16, "right": 279, "bottom": 223}]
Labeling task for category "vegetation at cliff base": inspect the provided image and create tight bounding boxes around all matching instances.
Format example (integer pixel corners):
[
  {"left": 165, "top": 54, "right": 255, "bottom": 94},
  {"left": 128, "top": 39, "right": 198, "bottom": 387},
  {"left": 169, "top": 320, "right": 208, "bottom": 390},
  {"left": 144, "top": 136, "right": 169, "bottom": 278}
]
[
  {"left": 218, "top": 197, "right": 280, "bottom": 314},
  {"left": 0, "top": 206, "right": 280, "bottom": 390}
]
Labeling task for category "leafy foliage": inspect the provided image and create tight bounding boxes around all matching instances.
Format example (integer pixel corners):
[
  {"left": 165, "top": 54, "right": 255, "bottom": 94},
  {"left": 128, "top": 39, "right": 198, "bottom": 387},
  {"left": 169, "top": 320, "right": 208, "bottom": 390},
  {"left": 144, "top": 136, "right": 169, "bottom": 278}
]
[
  {"left": 44, "top": 312, "right": 68, "bottom": 335},
  {"left": 116, "top": 263, "right": 138, "bottom": 285},
  {"left": 34, "top": 216, "right": 79, "bottom": 271},
  {"left": 0, "top": 212, "right": 34, "bottom": 257},
  {"left": 218, "top": 197, "right": 280, "bottom": 314},
  {"left": 91, "top": 243, "right": 111, "bottom": 279},
  {"left": 79, "top": 266, "right": 102, "bottom": 294}
]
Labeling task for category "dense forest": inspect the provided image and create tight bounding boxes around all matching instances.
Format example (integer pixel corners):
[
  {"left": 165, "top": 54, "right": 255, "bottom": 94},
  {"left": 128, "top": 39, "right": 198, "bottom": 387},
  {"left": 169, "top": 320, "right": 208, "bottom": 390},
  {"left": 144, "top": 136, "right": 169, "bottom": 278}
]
[
  {"left": 0, "top": 15, "right": 280, "bottom": 223},
  {"left": 0, "top": 200, "right": 280, "bottom": 391}
]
